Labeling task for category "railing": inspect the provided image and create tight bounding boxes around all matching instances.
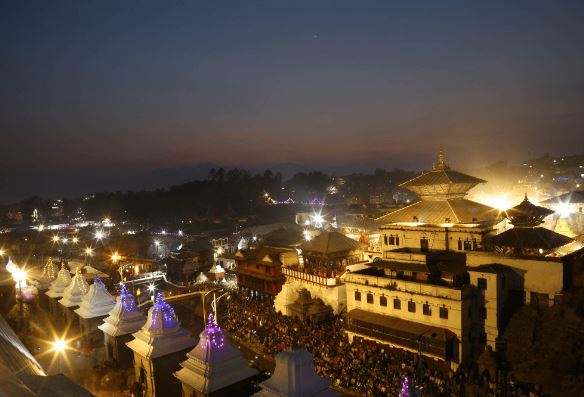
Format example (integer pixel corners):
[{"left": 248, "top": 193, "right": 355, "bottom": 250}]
[{"left": 282, "top": 267, "right": 341, "bottom": 287}]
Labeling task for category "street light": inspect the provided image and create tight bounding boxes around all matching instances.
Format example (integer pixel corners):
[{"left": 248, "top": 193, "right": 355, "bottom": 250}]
[
  {"left": 95, "top": 230, "right": 104, "bottom": 241},
  {"left": 52, "top": 235, "right": 60, "bottom": 243},
  {"left": 52, "top": 338, "right": 67, "bottom": 374},
  {"left": 72, "top": 237, "right": 79, "bottom": 244}
]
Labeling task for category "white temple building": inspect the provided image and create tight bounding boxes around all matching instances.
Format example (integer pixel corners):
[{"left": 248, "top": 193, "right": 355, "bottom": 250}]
[
  {"left": 45, "top": 265, "right": 72, "bottom": 298},
  {"left": 98, "top": 284, "right": 147, "bottom": 368},
  {"left": 126, "top": 293, "right": 196, "bottom": 397},
  {"left": 38, "top": 257, "right": 58, "bottom": 290},
  {"left": 59, "top": 268, "right": 89, "bottom": 307},
  {"left": 254, "top": 347, "right": 339, "bottom": 397},
  {"left": 175, "top": 312, "right": 258, "bottom": 396},
  {"left": 75, "top": 276, "right": 116, "bottom": 319}
]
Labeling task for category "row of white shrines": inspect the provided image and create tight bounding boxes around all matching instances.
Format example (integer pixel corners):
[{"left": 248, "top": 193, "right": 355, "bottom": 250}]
[{"left": 12, "top": 257, "right": 340, "bottom": 397}]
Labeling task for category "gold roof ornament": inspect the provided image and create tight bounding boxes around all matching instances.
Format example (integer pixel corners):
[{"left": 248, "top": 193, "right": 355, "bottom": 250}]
[{"left": 432, "top": 147, "right": 450, "bottom": 171}]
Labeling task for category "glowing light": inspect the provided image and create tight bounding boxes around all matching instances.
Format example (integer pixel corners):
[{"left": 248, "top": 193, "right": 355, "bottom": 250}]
[
  {"left": 111, "top": 252, "right": 121, "bottom": 263},
  {"left": 154, "top": 240, "right": 160, "bottom": 246},
  {"left": 85, "top": 247, "right": 94, "bottom": 256},
  {"left": 95, "top": 231, "right": 104, "bottom": 240},
  {"left": 558, "top": 203, "right": 572, "bottom": 218},
  {"left": 0, "top": 249, "right": 4, "bottom": 256},
  {"left": 481, "top": 195, "right": 512, "bottom": 211},
  {"left": 72, "top": 237, "right": 79, "bottom": 244},
  {"left": 53, "top": 339, "right": 67, "bottom": 353},
  {"left": 161, "top": 230, "right": 166, "bottom": 235},
  {"left": 38, "top": 225, "right": 45, "bottom": 231},
  {"left": 178, "top": 230, "right": 183, "bottom": 236},
  {"left": 147, "top": 284, "right": 155, "bottom": 292},
  {"left": 61, "top": 238, "right": 68, "bottom": 244},
  {"left": 52, "top": 235, "right": 60, "bottom": 243}
]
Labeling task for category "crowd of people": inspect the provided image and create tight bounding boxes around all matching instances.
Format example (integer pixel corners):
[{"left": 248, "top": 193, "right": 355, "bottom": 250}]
[{"left": 220, "top": 291, "right": 546, "bottom": 397}]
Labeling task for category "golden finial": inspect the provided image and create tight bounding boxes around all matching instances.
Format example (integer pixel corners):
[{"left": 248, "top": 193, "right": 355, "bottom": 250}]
[{"left": 433, "top": 147, "right": 449, "bottom": 170}]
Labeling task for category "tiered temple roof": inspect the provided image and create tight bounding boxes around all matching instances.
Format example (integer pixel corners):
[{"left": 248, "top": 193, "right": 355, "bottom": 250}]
[
  {"left": 59, "top": 268, "right": 89, "bottom": 307},
  {"left": 175, "top": 312, "right": 257, "bottom": 394},
  {"left": 489, "top": 196, "right": 574, "bottom": 253},
  {"left": 299, "top": 230, "right": 362, "bottom": 256},
  {"left": 75, "top": 276, "right": 116, "bottom": 319},
  {"left": 98, "top": 284, "right": 146, "bottom": 337},
  {"left": 126, "top": 293, "right": 195, "bottom": 359},
  {"left": 254, "top": 347, "right": 338, "bottom": 397},
  {"left": 46, "top": 265, "right": 72, "bottom": 298},
  {"left": 377, "top": 149, "right": 499, "bottom": 225},
  {"left": 504, "top": 195, "right": 554, "bottom": 227}
]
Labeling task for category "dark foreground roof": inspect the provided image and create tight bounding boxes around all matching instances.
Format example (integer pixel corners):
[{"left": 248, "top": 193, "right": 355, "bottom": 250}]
[{"left": 488, "top": 227, "right": 573, "bottom": 250}]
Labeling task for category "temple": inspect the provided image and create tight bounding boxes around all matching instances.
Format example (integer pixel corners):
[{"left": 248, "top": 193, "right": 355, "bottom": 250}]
[
  {"left": 45, "top": 265, "right": 72, "bottom": 299},
  {"left": 98, "top": 284, "right": 147, "bottom": 368},
  {"left": 59, "top": 268, "right": 89, "bottom": 307},
  {"left": 75, "top": 276, "right": 116, "bottom": 319},
  {"left": 38, "top": 257, "right": 58, "bottom": 290},
  {"left": 175, "top": 312, "right": 258, "bottom": 396},
  {"left": 253, "top": 347, "right": 339, "bottom": 397},
  {"left": 126, "top": 293, "right": 196, "bottom": 397},
  {"left": 275, "top": 229, "right": 367, "bottom": 316},
  {"left": 345, "top": 149, "right": 584, "bottom": 368}
]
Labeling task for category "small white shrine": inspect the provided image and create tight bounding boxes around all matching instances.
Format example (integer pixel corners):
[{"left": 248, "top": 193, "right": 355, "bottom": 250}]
[
  {"left": 254, "top": 347, "right": 339, "bottom": 397},
  {"left": 46, "top": 265, "right": 72, "bottom": 298},
  {"left": 75, "top": 275, "right": 116, "bottom": 319},
  {"left": 175, "top": 312, "right": 257, "bottom": 396},
  {"left": 98, "top": 284, "right": 147, "bottom": 367},
  {"left": 126, "top": 293, "right": 196, "bottom": 397},
  {"left": 59, "top": 268, "right": 89, "bottom": 307},
  {"left": 38, "top": 257, "right": 58, "bottom": 290}
]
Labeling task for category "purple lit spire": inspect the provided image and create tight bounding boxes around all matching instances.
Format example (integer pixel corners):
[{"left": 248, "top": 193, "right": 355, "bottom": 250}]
[
  {"left": 200, "top": 312, "right": 225, "bottom": 349},
  {"left": 147, "top": 293, "right": 179, "bottom": 333},
  {"left": 119, "top": 284, "right": 138, "bottom": 313}
]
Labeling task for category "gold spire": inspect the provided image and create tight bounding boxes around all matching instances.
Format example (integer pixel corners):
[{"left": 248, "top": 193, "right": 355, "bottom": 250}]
[{"left": 432, "top": 147, "right": 449, "bottom": 171}]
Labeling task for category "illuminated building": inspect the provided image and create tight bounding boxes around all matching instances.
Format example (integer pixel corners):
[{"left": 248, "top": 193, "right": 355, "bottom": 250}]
[
  {"left": 98, "top": 284, "right": 147, "bottom": 368},
  {"left": 345, "top": 150, "right": 584, "bottom": 368},
  {"left": 126, "top": 294, "right": 196, "bottom": 397},
  {"left": 275, "top": 229, "right": 366, "bottom": 316},
  {"left": 175, "top": 312, "right": 258, "bottom": 396},
  {"left": 233, "top": 229, "right": 303, "bottom": 297}
]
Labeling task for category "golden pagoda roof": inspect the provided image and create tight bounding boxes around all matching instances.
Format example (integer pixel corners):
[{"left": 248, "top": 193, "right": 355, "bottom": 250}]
[
  {"left": 377, "top": 198, "right": 499, "bottom": 225},
  {"left": 400, "top": 148, "right": 486, "bottom": 199}
]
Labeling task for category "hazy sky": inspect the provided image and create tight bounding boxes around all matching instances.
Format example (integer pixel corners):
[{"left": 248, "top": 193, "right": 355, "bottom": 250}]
[{"left": 1, "top": 1, "right": 584, "bottom": 202}]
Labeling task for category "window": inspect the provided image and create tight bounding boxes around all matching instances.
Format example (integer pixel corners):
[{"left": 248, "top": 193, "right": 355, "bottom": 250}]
[
  {"left": 423, "top": 303, "right": 431, "bottom": 316},
  {"left": 393, "top": 298, "right": 401, "bottom": 310},
  {"left": 384, "top": 235, "right": 388, "bottom": 245},
  {"left": 439, "top": 307, "right": 449, "bottom": 319},
  {"left": 380, "top": 296, "right": 387, "bottom": 307},
  {"left": 408, "top": 301, "right": 416, "bottom": 313},
  {"left": 477, "top": 278, "right": 487, "bottom": 290},
  {"left": 367, "top": 293, "right": 374, "bottom": 304},
  {"left": 457, "top": 239, "right": 462, "bottom": 250},
  {"left": 388, "top": 236, "right": 400, "bottom": 246},
  {"left": 463, "top": 240, "right": 472, "bottom": 251},
  {"left": 355, "top": 291, "right": 361, "bottom": 301},
  {"left": 420, "top": 238, "right": 429, "bottom": 252},
  {"left": 480, "top": 307, "right": 487, "bottom": 320}
]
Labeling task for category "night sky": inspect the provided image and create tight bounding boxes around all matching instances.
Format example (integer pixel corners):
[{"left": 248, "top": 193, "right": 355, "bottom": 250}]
[{"left": 1, "top": 1, "right": 584, "bottom": 203}]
